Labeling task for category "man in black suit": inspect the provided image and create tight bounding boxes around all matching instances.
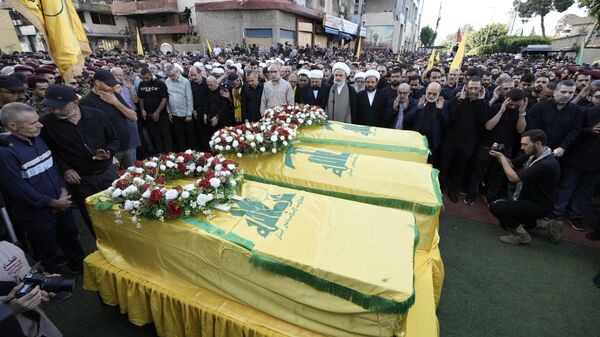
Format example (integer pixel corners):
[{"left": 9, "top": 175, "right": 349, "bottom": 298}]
[
  {"left": 302, "top": 69, "right": 330, "bottom": 108},
  {"left": 355, "top": 70, "right": 388, "bottom": 127}
]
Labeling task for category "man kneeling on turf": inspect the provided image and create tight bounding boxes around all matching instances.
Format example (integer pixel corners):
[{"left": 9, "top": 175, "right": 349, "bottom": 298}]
[{"left": 488, "top": 129, "right": 563, "bottom": 244}]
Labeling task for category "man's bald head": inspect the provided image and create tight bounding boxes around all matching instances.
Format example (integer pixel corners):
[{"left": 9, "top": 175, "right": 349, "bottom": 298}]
[
  {"left": 425, "top": 82, "right": 441, "bottom": 103},
  {"left": 206, "top": 76, "right": 218, "bottom": 90}
]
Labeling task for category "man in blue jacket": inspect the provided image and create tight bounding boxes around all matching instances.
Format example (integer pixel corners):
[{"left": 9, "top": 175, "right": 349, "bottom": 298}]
[{"left": 0, "top": 102, "right": 84, "bottom": 273}]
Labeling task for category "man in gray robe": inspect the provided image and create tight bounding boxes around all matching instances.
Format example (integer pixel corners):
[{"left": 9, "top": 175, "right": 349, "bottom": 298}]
[{"left": 326, "top": 62, "right": 357, "bottom": 123}]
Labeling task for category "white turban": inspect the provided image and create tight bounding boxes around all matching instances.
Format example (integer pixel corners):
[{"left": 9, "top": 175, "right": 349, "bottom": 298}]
[
  {"left": 193, "top": 62, "right": 203, "bottom": 69},
  {"left": 212, "top": 68, "right": 224, "bottom": 75},
  {"left": 225, "top": 59, "right": 234, "bottom": 65},
  {"left": 309, "top": 69, "right": 324, "bottom": 79},
  {"left": 205, "top": 64, "right": 213, "bottom": 70},
  {"left": 212, "top": 62, "right": 221, "bottom": 68},
  {"left": 332, "top": 62, "right": 350, "bottom": 76},
  {"left": 173, "top": 63, "right": 184, "bottom": 74},
  {"left": 297, "top": 69, "right": 310, "bottom": 77},
  {"left": 354, "top": 72, "right": 366, "bottom": 80},
  {"left": 364, "top": 69, "right": 380, "bottom": 81}
]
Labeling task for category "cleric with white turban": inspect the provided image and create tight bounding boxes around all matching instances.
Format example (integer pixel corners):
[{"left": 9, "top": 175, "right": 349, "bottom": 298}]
[{"left": 326, "top": 63, "right": 357, "bottom": 124}]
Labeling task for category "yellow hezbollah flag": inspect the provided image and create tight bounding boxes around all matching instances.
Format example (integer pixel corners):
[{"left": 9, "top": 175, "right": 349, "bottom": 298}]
[
  {"left": 435, "top": 50, "right": 440, "bottom": 62},
  {"left": 206, "top": 37, "right": 213, "bottom": 55},
  {"left": 136, "top": 27, "right": 144, "bottom": 56},
  {"left": 356, "top": 36, "right": 362, "bottom": 60},
  {"left": 426, "top": 48, "right": 436, "bottom": 70},
  {"left": 450, "top": 31, "right": 468, "bottom": 71},
  {"left": 7, "top": 0, "right": 91, "bottom": 81}
]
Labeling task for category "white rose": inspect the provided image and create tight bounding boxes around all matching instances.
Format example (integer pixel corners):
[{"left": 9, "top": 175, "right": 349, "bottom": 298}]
[
  {"left": 214, "top": 164, "right": 223, "bottom": 171},
  {"left": 112, "top": 188, "right": 123, "bottom": 198},
  {"left": 188, "top": 163, "right": 196, "bottom": 172},
  {"left": 225, "top": 136, "right": 233, "bottom": 143},
  {"left": 176, "top": 156, "right": 184, "bottom": 163},
  {"left": 184, "top": 184, "right": 195, "bottom": 191},
  {"left": 145, "top": 175, "right": 155, "bottom": 181},
  {"left": 246, "top": 134, "right": 255, "bottom": 141},
  {"left": 237, "top": 153, "right": 243, "bottom": 158},
  {"left": 232, "top": 140, "right": 239, "bottom": 148},
  {"left": 142, "top": 190, "right": 151, "bottom": 198},
  {"left": 227, "top": 164, "right": 236, "bottom": 170},
  {"left": 283, "top": 141, "right": 288, "bottom": 146},
  {"left": 185, "top": 149, "right": 193, "bottom": 155},
  {"left": 260, "top": 147, "right": 266, "bottom": 152},
  {"left": 196, "top": 166, "right": 203, "bottom": 172},
  {"left": 166, "top": 161, "right": 175, "bottom": 168},
  {"left": 250, "top": 142, "right": 256, "bottom": 148},
  {"left": 165, "top": 189, "right": 179, "bottom": 200},
  {"left": 125, "top": 185, "right": 138, "bottom": 195},
  {"left": 225, "top": 145, "right": 231, "bottom": 151},
  {"left": 135, "top": 168, "right": 144, "bottom": 174},
  {"left": 133, "top": 201, "right": 141, "bottom": 208},
  {"left": 272, "top": 148, "right": 277, "bottom": 153},
  {"left": 124, "top": 200, "right": 134, "bottom": 211},
  {"left": 181, "top": 191, "right": 190, "bottom": 199},
  {"left": 209, "top": 178, "right": 221, "bottom": 188},
  {"left": 133, "top": 177, "right": 144, "bottom": 186},
  {"left": 307, "top": 120, "right": 313, "bottom": 125},
  {"left": 229, "top": 180, "right": 237, "bottom": 187},
  {"left": 160, "top": 165, "right": 166, "bottom": 171},
  {"left": 256, "top": 135, "right": 264, "bottom": 143},
  {"left": 270, "top": 135, "right": 278, "bottom": 142},
  {"left": 214, "top": 137, "right": 221, "bottom": 144},
  {"left": 145, "top": 161, "right": 157, "bottom": 168}
]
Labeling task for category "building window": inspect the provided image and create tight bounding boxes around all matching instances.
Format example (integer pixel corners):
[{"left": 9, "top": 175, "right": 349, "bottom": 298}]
[
  {"left": 353, "top": 1, "right": 360, "bottom": 14},
  {"left": 245, "top": 29, "right": 273, "bottom": 38},
  {"left": 320, "top": 0, "right": 325, "bottom": 8},
  {"left": 77, "top": 11, "right": 85, "bottom": 23},
  {"left": 90, "top": 12, "right": 116, "bottom": 25},
  {"left": 280, "top": 29, "right": 295, "bottom": 40}
]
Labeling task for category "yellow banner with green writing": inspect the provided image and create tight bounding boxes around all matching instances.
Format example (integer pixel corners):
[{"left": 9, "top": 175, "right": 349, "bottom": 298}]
[
  {"left": 88, "top": 181, "right": 418, "bottom": 337},
  {"left": 297, "top": 122, "right": 430, "bottom": 163},
  {"left": 6, "top": 0, "right": 91, "bottom": 80},
  {"left": 227, "top": 145, "right": 442, "bottom": 252}
]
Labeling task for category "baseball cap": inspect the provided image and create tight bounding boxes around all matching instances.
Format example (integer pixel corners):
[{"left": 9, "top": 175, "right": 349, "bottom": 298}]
[
  {"left": 227, "top": 73, "right": 239, "bottom": 83},
  {"left": 0, "top": 75, "right": 26, "bottom": 91},
  {"left": 41, "top": 84, "right": 77, "bottom": 108},
  {"left": 93, "top": 69, "right": 118, "bottom": 86}
]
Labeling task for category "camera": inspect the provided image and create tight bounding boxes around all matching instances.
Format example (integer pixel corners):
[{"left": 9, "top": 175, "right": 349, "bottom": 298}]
[
  {"left": 15, "top": 263, "right": 75, "bottom": 298},
  {"left": 491, "top": 142, "right": 505, "bottom": 152},
  {"left": 219, "top": 81, "right": 230, "bottom": 91}
]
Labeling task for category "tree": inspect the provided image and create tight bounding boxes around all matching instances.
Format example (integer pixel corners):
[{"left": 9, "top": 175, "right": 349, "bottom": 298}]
[
  {"left": 466, "top": 23, "right": 509, "bottom": 52},
  {"left": 579, "top": 0, "right": 600, "bottom": 20},
  {"left": 441, "top": 25, "right": 474, "bottom": 51},
  {"left": 419, "top": 26, "right": 437, "bottom": 47},
  {"left": 516, "top": 0, "right": 574, "bottom": 38}
]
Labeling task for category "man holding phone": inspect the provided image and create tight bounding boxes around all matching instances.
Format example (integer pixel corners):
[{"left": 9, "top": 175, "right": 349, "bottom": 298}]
[{"left": 40, "top": 85, "right": 119, "bottom": 237}]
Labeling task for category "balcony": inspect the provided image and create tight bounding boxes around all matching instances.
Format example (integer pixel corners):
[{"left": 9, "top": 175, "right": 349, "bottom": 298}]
[
  {"left": 73, "top": 0, "right": 113, "bottom": 13},
  {"left": 140, "top": 25, "right": 193, "bottom": 35},
  {"left": 111, "top": 0, "right": 179, "bottom": 16}
]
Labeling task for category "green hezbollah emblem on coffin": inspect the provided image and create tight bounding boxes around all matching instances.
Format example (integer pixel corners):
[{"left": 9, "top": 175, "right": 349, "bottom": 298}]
[
  {"left": 284, "top": 145, "right": 354, "bottom": 177},
  {"left": 230, "top": 191, "right": 303, "bottom": 239}
]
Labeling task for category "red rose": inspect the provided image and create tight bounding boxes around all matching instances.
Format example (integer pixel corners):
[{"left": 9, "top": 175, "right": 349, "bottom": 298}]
[
  {"left": 198, "top": 157, "right": 207, "bottom": 166},
  {"left": 134, "top": 160, "right": 144, "bottom": 168},
  {"left": 222, "top": 160, "right": 235, "bottom": 166},
  {"left": 115, "top": 179, "right": 128, "bottom": 189},
  {"left": 204, "top": 170, "right": 215, "bottom": 180},
  {"left": 203, "top": 153, "right": 213, "bottom": 159},
  {"left": 182, "top": 154, "right": 192, "bottom": 162},
  {"left": 239, "top": 142, "right": 248, "bottom": 149},
  {"left": 141, "top": 183, "right": 150, "bottom": 192},
  {"left": 160, "top": 155, "right": 168, "bottom": 161},
  {"left": 149, "top": 190, "right": 163, "bottom": 204},
  {"left": 167, "top": 200, "right": 182, "bottom": 218},
  {"left": 177, "top": 163, "right": 186, "bottom": 173},
  {"left": 155, "top": 176, "right": 165, "bottom": 185},
  {"left": 117, "top": 169, "right": 126, "bottom": 177},
  {"left": 198, "top": 179, "right": 211, "bottom": 189}
]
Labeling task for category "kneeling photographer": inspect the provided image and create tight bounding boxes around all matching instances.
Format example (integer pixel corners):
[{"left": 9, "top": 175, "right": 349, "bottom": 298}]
[
  {"left": 488, "top": 129, "right": 562, "bottom": 245},
  {"left": 1, "top": 240, "right": 74, "bottom": 337}
]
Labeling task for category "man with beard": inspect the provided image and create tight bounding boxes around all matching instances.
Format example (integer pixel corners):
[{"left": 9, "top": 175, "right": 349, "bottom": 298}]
[
  {"left": 446, "top": 69, "right": 460, "bottom": 90},
  {"left": 302, "top": 69, "right": 329, "bottom": 109},
  {"left": 138, "top": 67, "right": 171, "bottom": 153},
  {"left": 384, "top": 83, "right": 415, "bottom": 130},
  {"left": 405, "top": 82, "right": 447, "bottom": 167},
  {"left": 40, "top": 85, "right": 119, "bottom": 236},
  {"left": 439, "top": 77, "right": 489, "bottom": 202},
  {"left": 353, "top": 72, "right": 366, "bottom": 93},
  {"left": 382, "top": 67, "right": 402, "bottom": 100},
  {"left": 260, "top": 63, "right": 294, "bottom": 112},
  {"left": 355, "top": 70, "right": 387, "bottom": 127},
  {"left": 0, "top": 75, "right": 26, "bottom": 110},
  {"left": 241, "top": 70, "right": 263, "bottom": 122},
  {"left": 189, "top": 65, "right": 209, "bottom": 149},
  {"left": 572, "top": 72, "right": 592, "bottom": 107},
  {"left": 488, "top": 129, "right": 561, "bottom": 245},
  {"left": 204, "top": 76, "right": 229, "bottom": 146},
  {"left": 481, "top": 71, "right": 494, "bottom": 91},
  {"left": 519, "top": 73, "right": 534, "bottom": 93},
  {"left": 326, "top": 62, "right": 356, "bottom": 123},
  {"left": 295, "top": 69, "right": 310, "bottom": 103},
  {"left": 376, "top": 64, "right": 389, "bottom": 89},
  {"left": 527, "top": 80, "right": 583, "bottom": 159},
  {"left": 488, "top": 78, "right": 515, "bottom": 107},
  {"left": 26, "top": 76, "right": 51, "bottom": 117},
  {"left": 466, "top": 88, "right": 528, "bottom": 205},
  {"left": 526, "top": 73, "right": 550, "bottom": 110},
  {"left": 408, "top": 75, "right": 422, "bottom": 100},
  {"left": 164, "top": 63, "right": 195, "bottom": 151}
]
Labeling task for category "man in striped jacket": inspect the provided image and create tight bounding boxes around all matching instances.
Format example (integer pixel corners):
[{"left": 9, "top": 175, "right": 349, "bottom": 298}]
[{"left": 0, "top": 102, "right": 84, "bottom": 274}]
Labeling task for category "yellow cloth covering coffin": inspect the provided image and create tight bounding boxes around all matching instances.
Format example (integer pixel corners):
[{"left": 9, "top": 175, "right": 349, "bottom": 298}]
[
  {"left": 87, "top": 181, "right": 418, "bottom": 337},
  {"left": 228, "top": 145, "right": 443, "bottom": 252},
  {"left": 83, "top": 247, "right": 444, "bottom": 337},
  {"left": 297, "top": 121, "right": 429, "bottom": 163}
]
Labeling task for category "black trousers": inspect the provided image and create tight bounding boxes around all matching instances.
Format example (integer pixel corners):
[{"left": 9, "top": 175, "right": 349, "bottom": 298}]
[
  {"left": 172, "top": 116, "right": 196, "bottom": 152},
  {"left": 489, "top": 199, "right": 550, "bottom": 230},
  {"left": 193, "top": 114, "right": 211, "bottom": 151},
  {"left": 468, "top": 146, "right": 511, "bottom": 198},
  {"left": 69, "top": 165, "right": 117, "bottom": 237},
  {"left": 439, "top": 146, "right": 474, "bottom": 193},
  {"left": 146, "top": 113, "right": 173, "bottom": 153},
  {"left": 20, "top": 209, "right": 84, "bottom": 273}
]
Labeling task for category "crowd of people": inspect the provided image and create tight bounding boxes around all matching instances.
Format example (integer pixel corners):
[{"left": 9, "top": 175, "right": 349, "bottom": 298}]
[{"left": 0, "top": 44, "right": 599, "bottom": 335}]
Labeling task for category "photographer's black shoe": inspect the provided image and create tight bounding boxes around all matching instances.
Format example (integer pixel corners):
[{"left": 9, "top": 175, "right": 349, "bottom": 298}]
[
  {"left": 464, "top": 193, "right": 475, "bottom": 206},
  {"left": 570, "top": 218, "right": 584, "bottom": 231}
]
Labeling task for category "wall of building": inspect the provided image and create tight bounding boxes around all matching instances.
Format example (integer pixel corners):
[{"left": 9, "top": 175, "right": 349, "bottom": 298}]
[{"left": 81, "top": 11, "right": 128, "bottom": 35}]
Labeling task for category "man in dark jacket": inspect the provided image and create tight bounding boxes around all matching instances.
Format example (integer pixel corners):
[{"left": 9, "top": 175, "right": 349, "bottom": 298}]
[
  {"left": 384, "top": 83, "right": 416, "bottom": 129},
  {"left": 405, "top": 82, "right": 448, "bottom": 167},
  {"left": 355, "top": 70, "right": 388, "bottom": 127},
  {"left": 302, "top": 69, "right": 330, "bottom": 108},
  {"left": 241, "top": 70, "right": 263, "bottom": 122},
  {"left": 189, "top": 65, "right": 208, "bottom": 150},
  {"left": 0, "top": 102, "right": 84, "bottom": 273},
  {"left": 203, "top": 76, "right": 229, "bottom": 147}
]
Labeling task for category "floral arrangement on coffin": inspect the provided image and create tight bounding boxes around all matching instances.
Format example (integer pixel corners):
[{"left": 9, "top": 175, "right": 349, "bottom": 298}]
[
  {"left": 210, "top": 104, "right": 327, "bottom": 157},
  {"left": 209, "top": 120, "right": 297, "bottom": 157},
  {"left": 262, "top": 104, "right": 328, "bottom": 128},
  {"left": 102, "top": 150, "right": 243, "bottom": 225}
]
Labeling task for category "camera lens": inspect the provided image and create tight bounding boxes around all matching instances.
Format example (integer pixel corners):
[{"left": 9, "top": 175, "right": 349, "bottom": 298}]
[{"left": 43, "top": 277, "right": 76, "bottom": 293}]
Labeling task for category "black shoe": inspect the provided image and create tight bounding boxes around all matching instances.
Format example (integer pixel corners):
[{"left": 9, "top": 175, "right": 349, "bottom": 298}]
[
  {"left": 51, "top": 291, "right": 73, "bottom": 303},
  {"left": 586, "top": 231, "right": 600, "bottom": 241},
  {"left": 593, "top": 272, "right": 600, "bottom": 288},
  {"left": 570, "top": 218, "right": 584, "bottom": 231},
  {"left": 447, "top": 190, "right": 458, "bottom": 203},
  {"left": 544, "top": 213, "right": 561, "bottom": 221},
  {"left": 464, "top": 193, "right": 475, "bottom": 206}
]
